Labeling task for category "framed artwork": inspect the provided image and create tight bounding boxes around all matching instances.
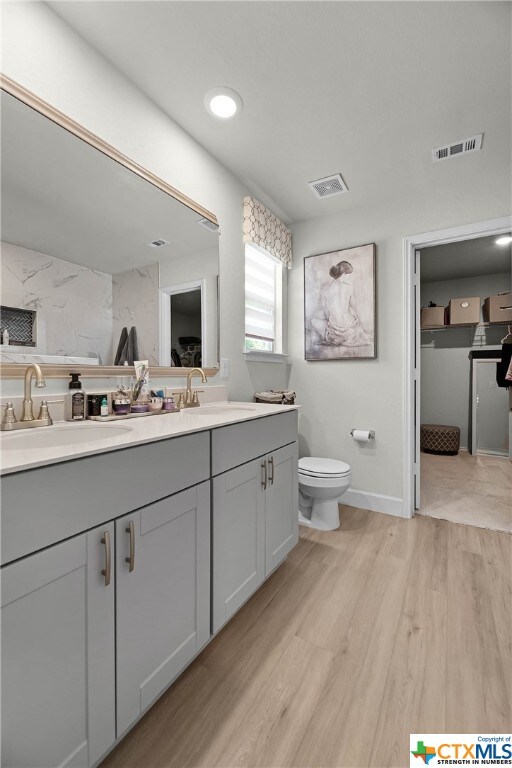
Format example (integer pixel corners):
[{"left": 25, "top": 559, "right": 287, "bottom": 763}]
[{"left": 304, "top": 242, "right": 376, "bottom": 360}]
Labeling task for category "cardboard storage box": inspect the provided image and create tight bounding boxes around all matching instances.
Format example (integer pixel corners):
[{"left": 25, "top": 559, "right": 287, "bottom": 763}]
[
  {"left": 482, "top": 292, "right": 512, "bottom": 323},
  {"left": 448, "top": 296, "right": 480, "bottom": 325},
  {"left": 421, "top": 306, "right": 446, "bottom": 328}
]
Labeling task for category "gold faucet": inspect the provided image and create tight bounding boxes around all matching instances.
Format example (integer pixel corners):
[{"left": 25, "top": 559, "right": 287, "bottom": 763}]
[
  {"left": 22, "top": 363, "right": 46, "bottom": 420},
  {"left": 184, "top": 367, "right": 207, "bottom": 408},
  {"left": 1, "top": 364, "right": 53, "bottom": 431}
]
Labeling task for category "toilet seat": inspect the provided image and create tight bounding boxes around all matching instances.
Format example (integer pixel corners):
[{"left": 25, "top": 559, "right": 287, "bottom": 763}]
[{"left": 299, "top": 457, "right": 351, "bottom": 479}]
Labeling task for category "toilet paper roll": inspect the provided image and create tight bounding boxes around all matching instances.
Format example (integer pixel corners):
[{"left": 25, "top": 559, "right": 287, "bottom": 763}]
[{"left": 352, "top": 429, "right": 373, "bottom": 443}]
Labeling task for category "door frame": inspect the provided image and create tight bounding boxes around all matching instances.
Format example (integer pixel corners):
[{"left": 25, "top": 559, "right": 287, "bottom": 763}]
[
  {"left": 159, "top": 279, "right": 207, "bottom": 366},
  {"left": 402, "top": 216, "right": 511, "bottom": 518}
]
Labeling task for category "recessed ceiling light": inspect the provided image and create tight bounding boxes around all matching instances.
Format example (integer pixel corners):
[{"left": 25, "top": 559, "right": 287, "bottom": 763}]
[
  {"left": 495, "top": 235, "right": 512, "bottom": 246},
  {"left": 204, "top": 87, "right": 242, "bottom": 119}
]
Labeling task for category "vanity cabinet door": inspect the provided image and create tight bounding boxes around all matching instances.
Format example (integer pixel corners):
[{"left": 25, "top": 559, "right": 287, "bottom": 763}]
[
  {"left": 265, "top": 442, "right": 299, "bottom": 575},
  {"left": 115, "top": 482, "right": 210, "bottom": 737},
  {"left": 1, "top": 525, "right": 116, "bottom": 768},
  {"left": 212, "top": 458, "right": 266, "bottom": 633}
]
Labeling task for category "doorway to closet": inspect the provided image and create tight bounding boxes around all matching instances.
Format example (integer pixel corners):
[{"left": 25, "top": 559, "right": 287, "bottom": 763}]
[
  {"left": 404, "top": 217, "right": 512, "bottom": 532},
  {"left": 416, "top": 233, "right": 511, "bottom": 532}
]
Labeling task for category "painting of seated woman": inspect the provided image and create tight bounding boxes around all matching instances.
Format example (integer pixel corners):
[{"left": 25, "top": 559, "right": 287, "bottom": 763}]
[{"left": 304, "top": 243, "right": 376, "bottom": 360}]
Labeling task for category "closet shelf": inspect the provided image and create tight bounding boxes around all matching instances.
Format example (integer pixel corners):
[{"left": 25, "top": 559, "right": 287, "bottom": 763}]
[{"left": 421, "top": 321, "right": 510, "bottom": 332}]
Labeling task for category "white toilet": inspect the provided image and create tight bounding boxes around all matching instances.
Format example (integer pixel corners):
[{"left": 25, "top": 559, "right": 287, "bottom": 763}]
[{"left": 298, "top": 457, "right": 352, "bottom": 531}]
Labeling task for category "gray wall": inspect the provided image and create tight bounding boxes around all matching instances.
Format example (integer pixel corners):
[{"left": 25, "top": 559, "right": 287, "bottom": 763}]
[{"left": 420, "top": 272, "right": 510, "bottom": 449}]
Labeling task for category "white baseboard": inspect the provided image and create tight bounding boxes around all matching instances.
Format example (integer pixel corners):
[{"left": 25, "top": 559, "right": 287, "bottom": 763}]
[{"left": 342, "top": 489, "right": 405, "bottom": 518}]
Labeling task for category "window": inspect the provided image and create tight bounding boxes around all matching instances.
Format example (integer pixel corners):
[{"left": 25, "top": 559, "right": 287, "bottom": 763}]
[{"left": 244, "top": 243, "right": 283, "bottom": 353}]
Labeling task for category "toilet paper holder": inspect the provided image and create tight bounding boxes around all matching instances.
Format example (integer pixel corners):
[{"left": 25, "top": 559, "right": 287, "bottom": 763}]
[{"left": 350, "top": 429, "right": 375, "bottom": 439}]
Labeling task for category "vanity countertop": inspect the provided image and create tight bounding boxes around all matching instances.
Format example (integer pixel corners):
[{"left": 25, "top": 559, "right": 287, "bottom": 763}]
[{"left": 0, "top": 402, "right": 298, "bottom": 475}]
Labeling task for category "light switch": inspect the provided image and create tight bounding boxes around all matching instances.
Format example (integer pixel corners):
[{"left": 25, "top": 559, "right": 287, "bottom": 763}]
[{"left": 220, "top": 358, "right": 229, "bottom": 378}]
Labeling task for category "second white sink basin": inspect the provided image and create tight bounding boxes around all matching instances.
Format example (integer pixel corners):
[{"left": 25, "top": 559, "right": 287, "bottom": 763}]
[
  {"left": 1, "top": 422, "right": 133, "bottom": 451},
  {"left": 196, "top": 404, "right": 259, "bottom": 417}
]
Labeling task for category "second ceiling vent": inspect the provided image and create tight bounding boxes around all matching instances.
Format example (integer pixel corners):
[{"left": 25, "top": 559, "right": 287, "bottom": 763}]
[
  {"left": 308, "top": 173, "right": 348, "bottom": 199},
  {"left": 432, "top": 133, "right": 483, "bottom": 163}
]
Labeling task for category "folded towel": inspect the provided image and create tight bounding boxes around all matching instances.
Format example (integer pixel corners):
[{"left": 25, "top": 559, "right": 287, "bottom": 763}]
[
  {"left": 117, "top": 326, "right": 140, "bottom": 365},
  {"left": 126, "top": 326, "right": 139, "bottom": 364},
  {"left": 114, "top": 327, "right": 128, "bottom": 365}
]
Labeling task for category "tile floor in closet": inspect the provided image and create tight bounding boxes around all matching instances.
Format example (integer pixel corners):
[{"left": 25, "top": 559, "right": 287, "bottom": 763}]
[{"left": 419, "top": 449, "right": 512, "bottom": 533}]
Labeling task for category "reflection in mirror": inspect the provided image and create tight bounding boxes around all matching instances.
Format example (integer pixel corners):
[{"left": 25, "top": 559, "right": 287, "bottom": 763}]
[
  {"left": 0, "top": 88, "right": 220, "bottom": 368},
  {"left": 171, "top": 290, "right": 202, "bottom": 368}
]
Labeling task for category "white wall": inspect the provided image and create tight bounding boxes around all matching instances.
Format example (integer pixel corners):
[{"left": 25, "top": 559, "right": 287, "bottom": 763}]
[
  {"left": 1, "top": 1, "right": 288, "bottom": 398},
  {"left": 1, "top": 241, "right": 112, "bottom": 362},
  {"left": 289, "top": 197, "right": 511, "bottom": 503},
  {"left": 2, "top": 3, "right": 511, "bottom": 507},
  {"left": 420, "top": 272, "right": 510, "bottom": 449}
]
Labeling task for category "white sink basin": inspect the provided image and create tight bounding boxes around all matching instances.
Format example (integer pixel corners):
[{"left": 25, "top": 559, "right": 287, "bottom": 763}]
[
  {"left": 1, "top": 423, "right": 133, "bottom": 450},
  {"left": 196, "top": 404, "right": 259, "bottom": 417}
]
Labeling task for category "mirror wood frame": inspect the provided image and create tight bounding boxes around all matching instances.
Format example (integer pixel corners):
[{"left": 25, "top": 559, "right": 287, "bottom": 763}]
[{"left": 0, "top": 74, "right": 220, "bottom": 379}]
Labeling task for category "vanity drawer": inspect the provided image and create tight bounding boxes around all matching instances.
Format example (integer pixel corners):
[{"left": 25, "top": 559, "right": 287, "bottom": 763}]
[
  {"left": 1, "top": 431, "right": 210, "bottom": 565},
  {"left": 211, "top": 410, "right": 298, "bottom": 476}
]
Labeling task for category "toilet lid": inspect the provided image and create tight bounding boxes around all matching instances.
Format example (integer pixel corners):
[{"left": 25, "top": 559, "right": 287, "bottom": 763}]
[{"left": 299, "top": 457, "right": 351, "bottom": 477}]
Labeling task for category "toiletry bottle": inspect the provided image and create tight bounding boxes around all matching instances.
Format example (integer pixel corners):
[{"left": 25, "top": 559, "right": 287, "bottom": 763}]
[
  {"left": 66, "top": 373, "right": 86, "bottom": 420},
  {"left": 2, "top": 329, "right": 9, "bottom": 345},
  {"left": 100, "top": 396, "right": 109, "bottom": 417}
]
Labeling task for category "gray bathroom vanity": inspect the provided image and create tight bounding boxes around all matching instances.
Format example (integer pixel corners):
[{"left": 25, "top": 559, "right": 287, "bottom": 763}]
[{"left": 0, "top": 405, "right": 298, "bottom": 768}]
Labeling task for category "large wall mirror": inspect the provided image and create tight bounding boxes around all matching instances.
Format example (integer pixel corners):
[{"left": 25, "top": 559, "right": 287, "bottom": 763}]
[{"left": 0, "top": 78, "right": 220, "bottom": 377}]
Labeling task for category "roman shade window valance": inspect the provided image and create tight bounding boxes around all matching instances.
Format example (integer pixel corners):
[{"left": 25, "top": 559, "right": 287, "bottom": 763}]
[{"left": 242, "top": 196, "right": 292, "bottom": 269}]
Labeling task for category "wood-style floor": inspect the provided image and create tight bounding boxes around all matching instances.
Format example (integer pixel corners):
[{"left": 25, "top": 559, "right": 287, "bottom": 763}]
[
  {"left": 100, "top": 507, "right": 512, "bottom": 768},
  {"left": 420, "top": 449, "right": 512, "bottom": 533}
]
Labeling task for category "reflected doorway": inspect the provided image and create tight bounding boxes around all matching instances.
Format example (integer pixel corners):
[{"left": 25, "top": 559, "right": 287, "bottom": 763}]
[
  {"left": 170, "top": 289, "right": 202, "bottom": 367},
  {"left": 159, "top": 280, "right": 207, "bottom": 367}
]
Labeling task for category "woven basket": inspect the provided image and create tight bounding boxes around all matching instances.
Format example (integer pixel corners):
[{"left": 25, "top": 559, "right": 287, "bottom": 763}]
[{"left": 254, "top": 390, "right": 296, "bottom": 405}]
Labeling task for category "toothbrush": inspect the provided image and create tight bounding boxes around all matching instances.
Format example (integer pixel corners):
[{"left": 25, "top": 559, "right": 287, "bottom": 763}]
[{"left": 132, "top": 364, "right": 147, "bottom": 402}]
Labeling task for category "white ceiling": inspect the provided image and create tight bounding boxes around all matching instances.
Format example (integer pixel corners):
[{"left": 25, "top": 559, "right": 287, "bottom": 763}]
[
  {"left": 421, "top": 234, "right": 512, "bottom": 283},
  {"left": 48, "top": 1, "right": 511, "bottom": 224}
]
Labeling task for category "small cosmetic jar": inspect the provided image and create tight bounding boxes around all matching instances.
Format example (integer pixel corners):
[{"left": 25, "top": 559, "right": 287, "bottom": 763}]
[
  {"left": 162, "top": 397, "right": 176, "bottom": 412},
  {"left": 130, "top": 402, "right": 149, "bottom": 414},
  {"left": 87, "top": 394, "right": 106, "bottom": 417},
  {"left": 149, "top": 397, "right": 163, "bottom": 412},
  {"left": 112, "top": 397, "right": 131, "bottom": 416}
]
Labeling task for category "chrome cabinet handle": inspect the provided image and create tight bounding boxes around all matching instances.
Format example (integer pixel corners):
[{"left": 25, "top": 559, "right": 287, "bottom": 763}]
[
  {"left": 101, "top": 530, "right": 111, "bottom": 587},
  {"left": 125, "top": 521, "right": 135, "bottom": 572},
  {"left": 261, "top": 460, "right": 267, "bottom": 490},
  {"left": 268, "top": 456, "right": 275, "bottom": 486}
]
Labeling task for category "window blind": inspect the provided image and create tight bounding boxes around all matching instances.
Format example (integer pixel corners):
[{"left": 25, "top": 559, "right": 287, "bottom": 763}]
[{"left": 245, "top": 245, "right": 276, "bottom": 342}]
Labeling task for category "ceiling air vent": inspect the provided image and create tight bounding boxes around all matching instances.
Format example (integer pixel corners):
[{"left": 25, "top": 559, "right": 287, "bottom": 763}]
[
  {"left": 196, "top": 217, "right": 220, "bottom": 233},
  {"left": 432, "top": 133, "right": 483, "bottom": 163},
  {"left": 308, "top": 173, "right": 348, "bottom": 199},
  {"left": 149, "top": 238, "right": 170, "bottom": 248}
]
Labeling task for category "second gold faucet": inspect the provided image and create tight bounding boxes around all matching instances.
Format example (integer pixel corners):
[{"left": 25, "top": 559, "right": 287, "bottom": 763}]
[{"left": 184, "top": 367, "right": 208, "bottom": 408}]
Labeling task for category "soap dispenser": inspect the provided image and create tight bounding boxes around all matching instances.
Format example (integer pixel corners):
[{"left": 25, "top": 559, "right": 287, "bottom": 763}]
[{"left": 65, "top": 373, "right": 86, "bottom": 421}]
